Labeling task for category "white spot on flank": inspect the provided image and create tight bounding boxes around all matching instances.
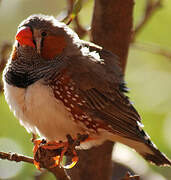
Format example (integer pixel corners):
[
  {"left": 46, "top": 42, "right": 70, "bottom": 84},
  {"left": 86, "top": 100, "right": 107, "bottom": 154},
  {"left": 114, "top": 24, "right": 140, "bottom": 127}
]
[
  {"left": 64, "top": 99, "right": 68, "bottom": 103},
  {"left": 85, "top": 121, "right": 90, "bottom": 125},
  {"left": 67, "top": 94, "right": 71, "bottom": 98},
  {"left": 82, "top": 115, "right": 88, "bottom": 118},
  {"left": 70, "top": 86, "right": 74, "bottom": 91},
  {"left": 70, "top": 104, "right": 74, "bottom": 108},
  {"left": 66, "top": 107, "right": 71, "bottom": 112},
  {"left": 78, "top": 102, "right": 83, "bottom": 106},
  {"left": 56, "top": 91, "right": 60, "bottom": 95},
  {"left": 108, "top": 125, "right": 112, "bottom": 129},
  {"left": 88, "top": 118, "right": 92, "bottom": 122},
  {"left": 67, "top": 91, "right": 71, "bottom": 95},
  {"left": 65, "top": 86, "right": 69, "bottom": 90},
  {"left": 75, "top": 94, "right": 79, "bottom": 98},
  {"left": 72, "top": 97, "right": 77, "bottom": 101},
  {"left": 74, "top": 114, "right": 78, "bottom": 118},
  {"left": 93, "top": 125, "right": 97, "bottom": 128}
]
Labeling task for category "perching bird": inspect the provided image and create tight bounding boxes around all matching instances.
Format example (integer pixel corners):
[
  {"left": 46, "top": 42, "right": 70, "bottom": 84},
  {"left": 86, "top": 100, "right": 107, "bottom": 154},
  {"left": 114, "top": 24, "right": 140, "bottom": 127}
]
[{"left": 3, "top": 14, "right": 171, "bottom": 167}]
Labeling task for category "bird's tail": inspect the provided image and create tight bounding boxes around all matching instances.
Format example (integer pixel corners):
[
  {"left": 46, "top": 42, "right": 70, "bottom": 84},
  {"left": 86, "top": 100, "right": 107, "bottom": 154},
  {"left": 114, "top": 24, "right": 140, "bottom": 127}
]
[
  {"left": 117, "top": 134, "right": 171, "bottom": 166},
  {"left": 138, "top": 142, "right": 171, "bottom": 166}
]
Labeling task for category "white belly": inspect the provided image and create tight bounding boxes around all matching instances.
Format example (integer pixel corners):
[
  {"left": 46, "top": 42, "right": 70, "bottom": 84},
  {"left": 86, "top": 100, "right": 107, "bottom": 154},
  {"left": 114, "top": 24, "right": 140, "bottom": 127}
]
[{"left": 3, "top": 80, "right": 84, "bottom": 141}]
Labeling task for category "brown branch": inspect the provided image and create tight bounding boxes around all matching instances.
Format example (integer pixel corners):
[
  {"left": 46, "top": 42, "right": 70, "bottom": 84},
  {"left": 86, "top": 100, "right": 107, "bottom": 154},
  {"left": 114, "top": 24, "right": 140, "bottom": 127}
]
[
  {"left": 0, "top": 42, "right": 12, "bottom": 93},
  {"left": 67, "top": 1, "right": 134, "bottom": 180},
  {"left": 0, "top": 149, "right": 70, "bottom": 180},
  {"left": 0, "top": 151, "right": 34, "bottom": 164},
  {"left": 66, "top": 0, "right": 87, "bottom": 38},
  {"left": 73, "top": 16, "right": 87, "bottom": 38},
  {"left": 132, "top": 42, "right": 171, "bottom": 59},
  {"left": 132, "top": 0, "right": 162, "bottom": 41},
  {"left": 121, "top": 172, "right": 140, "bottom": 180},
  {"left": 91, "top": 0, "right": 134, "bottom": 74}
]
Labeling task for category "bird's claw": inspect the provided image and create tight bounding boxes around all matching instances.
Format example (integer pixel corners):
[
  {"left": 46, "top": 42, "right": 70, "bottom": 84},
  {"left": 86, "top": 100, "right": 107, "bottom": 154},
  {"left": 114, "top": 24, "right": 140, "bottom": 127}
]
[{"left": 32, "top": 134, "right": 88, "bottom": 170}]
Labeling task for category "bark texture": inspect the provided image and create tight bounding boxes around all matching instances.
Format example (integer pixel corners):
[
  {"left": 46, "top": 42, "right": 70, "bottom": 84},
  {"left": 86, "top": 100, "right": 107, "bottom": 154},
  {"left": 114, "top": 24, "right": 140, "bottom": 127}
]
[
  {"left": 91, "top": 0, "right": 134, "bottom": 73},
  {"left": 67, "top": 0, "right": 134, "bottom": 179}
]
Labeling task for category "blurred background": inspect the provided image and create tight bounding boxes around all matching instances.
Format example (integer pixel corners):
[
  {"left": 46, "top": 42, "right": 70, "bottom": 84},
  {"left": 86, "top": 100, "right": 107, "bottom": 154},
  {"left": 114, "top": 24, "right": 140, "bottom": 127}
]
[{"left": 0, "top": 0, "right": 171, "bottom": 179}]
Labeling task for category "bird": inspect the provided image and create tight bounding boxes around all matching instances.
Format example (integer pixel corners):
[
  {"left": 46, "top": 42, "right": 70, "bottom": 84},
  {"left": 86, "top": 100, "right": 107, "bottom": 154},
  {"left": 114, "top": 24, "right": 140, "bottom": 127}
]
[{"left": 3, "top": 14, "right": 171, "bottom": 167}]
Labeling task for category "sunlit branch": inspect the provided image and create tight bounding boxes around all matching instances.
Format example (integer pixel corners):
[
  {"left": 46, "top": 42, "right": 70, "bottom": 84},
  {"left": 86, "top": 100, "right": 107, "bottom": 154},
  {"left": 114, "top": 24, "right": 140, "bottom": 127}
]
[
  {"left": 132, "top": 0, "right": 163, "bottom": 41},
  {"left": 132, "top": 42, "right": 171, "bottom": 60},
  {"left": 121, "top": 171, "right": 140, "bottom": 180},
  {"left": 0, "top": 151, "right": 34, "bottom": 164},
  {"left": 0, "top": 42, "right": 12, "bottom": 93}
]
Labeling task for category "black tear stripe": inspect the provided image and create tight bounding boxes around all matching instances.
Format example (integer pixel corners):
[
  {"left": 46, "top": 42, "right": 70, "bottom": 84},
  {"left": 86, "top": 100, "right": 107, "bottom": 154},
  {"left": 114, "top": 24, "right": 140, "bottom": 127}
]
[{"left": 4, "top": 56, "right": 67, "bottom": 88}]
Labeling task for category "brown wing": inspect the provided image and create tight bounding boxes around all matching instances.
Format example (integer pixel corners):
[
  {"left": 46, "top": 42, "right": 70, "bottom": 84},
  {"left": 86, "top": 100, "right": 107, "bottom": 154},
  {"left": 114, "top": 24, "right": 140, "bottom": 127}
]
[{"left": 66, "top": 44, "right": 146, "bottom": 142}]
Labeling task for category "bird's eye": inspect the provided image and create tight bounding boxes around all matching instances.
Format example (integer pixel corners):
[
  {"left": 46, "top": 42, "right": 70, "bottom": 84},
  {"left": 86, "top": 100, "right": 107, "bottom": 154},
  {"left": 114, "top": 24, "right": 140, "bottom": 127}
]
[{"left": 41, "top": 31, "right": 47, "bottom": 37}]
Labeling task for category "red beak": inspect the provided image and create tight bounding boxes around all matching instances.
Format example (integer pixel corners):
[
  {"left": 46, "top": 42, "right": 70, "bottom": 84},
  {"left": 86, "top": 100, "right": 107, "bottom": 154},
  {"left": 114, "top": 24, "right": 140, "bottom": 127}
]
[{"left": 16, "top": 26, "right": 35, "bottom": 48}]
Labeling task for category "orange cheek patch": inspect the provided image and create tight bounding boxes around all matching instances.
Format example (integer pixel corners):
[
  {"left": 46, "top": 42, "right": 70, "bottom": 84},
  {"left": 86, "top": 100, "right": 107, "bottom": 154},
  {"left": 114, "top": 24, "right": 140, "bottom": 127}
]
[{"left": 41, "top": 35, "right": 66, "bottom": 60}]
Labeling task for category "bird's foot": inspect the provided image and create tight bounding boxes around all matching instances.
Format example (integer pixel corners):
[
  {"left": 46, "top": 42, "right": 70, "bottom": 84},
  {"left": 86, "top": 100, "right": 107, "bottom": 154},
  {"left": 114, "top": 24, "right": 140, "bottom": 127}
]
[{"left": 32, "top": 134, "right": 89, "bottom": 170}]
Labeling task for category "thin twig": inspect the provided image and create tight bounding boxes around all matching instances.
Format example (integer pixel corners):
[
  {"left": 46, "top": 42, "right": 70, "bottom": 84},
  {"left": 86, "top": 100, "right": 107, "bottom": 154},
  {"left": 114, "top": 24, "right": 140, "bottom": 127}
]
[
  {"left": 65, "top": 0, "right": 87, "bottom": 38},
  {"left": 132, "top": 42, "right": 171, "bottom": 59},
  {"left": 73, "top": 16, "right": 88, "bottom": 38},
  {"left": 0, "top": 150, "right": 70, "bottom": 180},
  {"left": 121, "top": 171, "right": 140, "bottom": 180},
  {"left": 132, "top": 0, "right": 163, "bottom": 41},
  {"left": 0, "top": 42, "right": 12, "bottom": 93},
  {"left": 0, "top": 151, "right": 34, "bottom": 164}
]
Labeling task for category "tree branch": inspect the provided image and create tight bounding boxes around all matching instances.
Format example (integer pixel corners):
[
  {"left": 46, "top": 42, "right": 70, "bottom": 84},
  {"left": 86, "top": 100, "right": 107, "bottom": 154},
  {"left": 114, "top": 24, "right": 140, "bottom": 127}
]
[
  {"left": 132, "top": 0, "right": 162, "bottom": 41},
  {"left": 0, "top": 42, "right": 11, "bottom": 93},
  {"left": 91, "top": 0, "right": 134, "bottom": 73},
  {"left": 67, "top": 1, "right": 134, "bottom": 180},
  {"left": 0, "top": 150, "right": 70, "bottom": 180},
  {"left": 0, "top": 151, "right": 34, "bottom": 164},
  {"left": 132, "top": 42, "right": 171, "bottom": 59}
]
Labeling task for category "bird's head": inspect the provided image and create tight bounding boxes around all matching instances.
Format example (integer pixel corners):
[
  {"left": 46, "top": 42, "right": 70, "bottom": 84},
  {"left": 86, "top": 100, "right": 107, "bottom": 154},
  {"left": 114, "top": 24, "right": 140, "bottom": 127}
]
[{"left": 13, "top": 14, "right": 80, "bottom": 61}]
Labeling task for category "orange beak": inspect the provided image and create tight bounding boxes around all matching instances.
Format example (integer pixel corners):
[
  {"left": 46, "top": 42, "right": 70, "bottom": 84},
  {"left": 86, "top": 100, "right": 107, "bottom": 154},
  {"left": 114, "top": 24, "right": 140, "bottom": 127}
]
[{"left": 16, "top": 26, "right": 35, "bottom": 48}]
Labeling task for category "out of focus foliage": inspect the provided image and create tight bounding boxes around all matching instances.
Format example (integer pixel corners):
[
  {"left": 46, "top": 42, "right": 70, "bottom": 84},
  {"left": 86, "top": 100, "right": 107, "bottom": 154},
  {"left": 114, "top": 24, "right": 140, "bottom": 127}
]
[{"left": 0, "top": 0, "right": 171, "bottom": 180}]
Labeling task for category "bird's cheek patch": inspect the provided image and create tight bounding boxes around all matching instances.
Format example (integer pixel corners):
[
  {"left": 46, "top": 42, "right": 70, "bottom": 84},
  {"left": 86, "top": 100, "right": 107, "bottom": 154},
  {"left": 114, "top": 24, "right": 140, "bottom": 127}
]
[
  {"left": 41, "top": 35, "right": 66, "bottom": 60},
  {"left": 16, "top": 27, "right": 35, "bottom": 48}
]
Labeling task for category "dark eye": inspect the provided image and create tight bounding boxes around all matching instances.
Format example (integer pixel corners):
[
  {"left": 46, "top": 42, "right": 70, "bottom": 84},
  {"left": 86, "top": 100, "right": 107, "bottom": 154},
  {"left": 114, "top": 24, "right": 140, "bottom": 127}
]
[{"left": 41, "top": 31, "right": 47, "bottom": 37}]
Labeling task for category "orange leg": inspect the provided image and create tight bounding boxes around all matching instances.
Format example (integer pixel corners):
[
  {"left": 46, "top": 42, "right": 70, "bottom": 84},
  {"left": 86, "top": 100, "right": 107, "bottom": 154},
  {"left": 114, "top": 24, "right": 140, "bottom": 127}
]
[
  {"left": 32, "top": 134, "right": 91, "bottom": 170},
  {"left": 33, "top": 139, "right": 79, "bottom": 169},
  {"left": 33, "top": 139, "right": 44, "bottom": 170}
]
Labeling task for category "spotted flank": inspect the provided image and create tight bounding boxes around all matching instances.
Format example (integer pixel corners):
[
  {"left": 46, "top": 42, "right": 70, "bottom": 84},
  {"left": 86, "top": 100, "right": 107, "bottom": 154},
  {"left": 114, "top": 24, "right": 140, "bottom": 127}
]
[{"left": 48, "top": 74, "right": 112, "bottom": 133}]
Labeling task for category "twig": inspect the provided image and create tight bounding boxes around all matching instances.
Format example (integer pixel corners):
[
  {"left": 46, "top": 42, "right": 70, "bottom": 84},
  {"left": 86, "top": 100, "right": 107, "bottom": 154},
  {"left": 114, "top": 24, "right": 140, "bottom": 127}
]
[
  {"left": 0, "top": 151, "right": 34, "bottom": 164},
  {"left": 132, "top": 0, "right": 163, "bottom": 41},
  {"left": 0, "top": 149, "right": 70, "bottom": 180},
  {"left": 132, "top": 42, "right": 171, "bottom": 59},
  {"left": 65, "top": 0, "right": 87, "bottom": 38},
  {"left": 121, "top": 171, "right": 140, "bottom": 180},
  {"left": 0, "top": 42, "right": 12, "bottom": 93},
  {"left": 73, "top": 16, "right": 87, "bottom": 38}
]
